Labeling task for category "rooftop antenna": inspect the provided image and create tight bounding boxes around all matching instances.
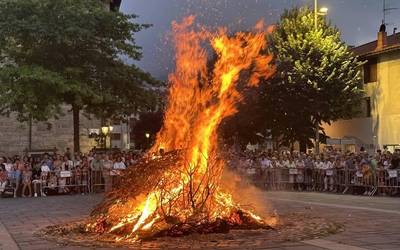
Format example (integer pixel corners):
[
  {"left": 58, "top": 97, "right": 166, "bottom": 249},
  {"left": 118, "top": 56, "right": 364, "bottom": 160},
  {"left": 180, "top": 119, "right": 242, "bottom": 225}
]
[{"left": 383, "top": 0, "right": 398, "bottom": 26}]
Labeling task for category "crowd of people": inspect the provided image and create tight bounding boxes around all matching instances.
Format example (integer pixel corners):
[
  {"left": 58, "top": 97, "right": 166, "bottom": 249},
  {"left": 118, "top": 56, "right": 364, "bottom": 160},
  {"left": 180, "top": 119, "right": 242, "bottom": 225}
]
[
  {"left": 1, "top": 146, "right": 400, "bottom": 198},
  {"left": 0, "top": 148, "right": 141, "bottom": 198},
  {"left": 226, "top": 147, "right": 400, "bottom": 196}
]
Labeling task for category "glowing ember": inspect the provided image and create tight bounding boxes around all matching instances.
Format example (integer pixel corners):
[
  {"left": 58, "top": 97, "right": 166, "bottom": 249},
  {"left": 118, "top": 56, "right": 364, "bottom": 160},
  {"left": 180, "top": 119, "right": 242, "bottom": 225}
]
[{"left": 87, "top": 16, "right": 275, "bottom": 241}]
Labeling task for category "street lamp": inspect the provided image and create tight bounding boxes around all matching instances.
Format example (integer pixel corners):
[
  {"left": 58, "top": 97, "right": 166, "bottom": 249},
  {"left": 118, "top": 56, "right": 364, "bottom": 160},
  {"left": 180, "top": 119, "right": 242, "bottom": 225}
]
[
  {"left": 319, "top": 7, "right": 328, "bottom": 14},
  {"left": 314, "top": 0, "right": 328, "bottom": 30},
  {"left": 101, "top": 125, "right": 114, "bottom": 149},
  {"left": 313, "top": 1, "right": 328, "bottom": 155},
  {"left": 145, "top": 133, "right": 150, "bottom": 149}
]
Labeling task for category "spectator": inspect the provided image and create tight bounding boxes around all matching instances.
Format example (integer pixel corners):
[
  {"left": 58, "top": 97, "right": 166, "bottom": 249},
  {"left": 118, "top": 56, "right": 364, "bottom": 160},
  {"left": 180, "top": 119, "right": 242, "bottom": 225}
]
[
  {"left": 21, "top": 163, "right": 32, "bottom": 197},
  {"left": 102, "top": 154, "right": 113, "bottom": 193},
  {"left": 13, "top": 158, "right": 24, "bottom": 198},
  {"left": 41, "top": 153, "right": 53, "bottom": 171},
  {"left": 0, "top": 163, "right": 8, "bottom": 195},
  {"left": 91, "top": 154, "right": 104, "bottom": 192},
  {"left": 113, "top": 156, "right": 127, "bottom": 170}
]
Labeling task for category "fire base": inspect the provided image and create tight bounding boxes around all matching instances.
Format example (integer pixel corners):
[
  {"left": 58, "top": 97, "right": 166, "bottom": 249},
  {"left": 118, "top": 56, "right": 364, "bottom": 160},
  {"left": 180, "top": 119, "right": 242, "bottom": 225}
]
[
  {"left": 38, "top": 212, "right": 342, "bottom": 248},
  {"left": 86, "top": 151, "right": 273, "bottom": 241}
]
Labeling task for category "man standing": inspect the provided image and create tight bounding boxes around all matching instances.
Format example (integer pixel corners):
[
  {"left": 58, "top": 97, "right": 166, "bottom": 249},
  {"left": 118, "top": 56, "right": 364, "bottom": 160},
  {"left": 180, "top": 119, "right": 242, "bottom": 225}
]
[{"left": 90, "top": 153, "right": 103, "bottom": 192}]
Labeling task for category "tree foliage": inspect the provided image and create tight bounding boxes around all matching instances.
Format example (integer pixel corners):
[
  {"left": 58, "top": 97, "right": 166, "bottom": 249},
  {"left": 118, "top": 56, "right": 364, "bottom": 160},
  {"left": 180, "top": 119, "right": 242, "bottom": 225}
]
[
  {"left": 0, "top": 0, "right": 157, "bottom": 152},
  {"left": 220, "top": 86, "right": 269, "bottom": 147},
  {"left": 265, "top": 7, "right": 364, "bottom": 148},
  {"left": 131, "top": 111, "right": 163, "bottom": 150}
]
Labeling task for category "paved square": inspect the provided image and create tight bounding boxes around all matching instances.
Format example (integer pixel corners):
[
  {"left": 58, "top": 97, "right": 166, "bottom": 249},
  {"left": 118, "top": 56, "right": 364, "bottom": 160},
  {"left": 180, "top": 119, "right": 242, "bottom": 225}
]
[{"left": 0, "top": 192, "right": 399, "bottom": 249}]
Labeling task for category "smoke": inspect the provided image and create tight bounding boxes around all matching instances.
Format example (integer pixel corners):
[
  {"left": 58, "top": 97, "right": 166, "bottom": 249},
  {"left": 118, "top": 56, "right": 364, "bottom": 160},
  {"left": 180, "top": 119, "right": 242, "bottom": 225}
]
[{"left": 221, "top": 167, "right": 278, "bottom": 226}]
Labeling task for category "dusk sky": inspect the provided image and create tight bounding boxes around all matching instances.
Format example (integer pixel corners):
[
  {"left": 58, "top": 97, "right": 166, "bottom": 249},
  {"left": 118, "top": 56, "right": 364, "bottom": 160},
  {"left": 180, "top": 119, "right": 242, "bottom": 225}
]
[{"left": 120, "top": 0, "right": 400, "bottom": 79}]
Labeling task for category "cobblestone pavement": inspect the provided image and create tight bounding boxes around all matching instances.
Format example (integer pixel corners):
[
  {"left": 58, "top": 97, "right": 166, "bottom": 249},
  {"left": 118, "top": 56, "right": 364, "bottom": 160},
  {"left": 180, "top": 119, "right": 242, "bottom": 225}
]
[{"left": 0, "top": 192, "right": 399, "bottom": 250}]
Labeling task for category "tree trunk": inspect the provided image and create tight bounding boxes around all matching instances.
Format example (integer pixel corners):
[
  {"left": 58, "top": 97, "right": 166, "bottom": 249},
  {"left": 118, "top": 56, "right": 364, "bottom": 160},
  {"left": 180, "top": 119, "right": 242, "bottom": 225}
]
[
  {"left": 28, "top": 115, "right": 32, "bottom": 151},
  {"left": 299, "top": 139, "right": 307, "bottom": 153},
  {"left": 315, "top": 121, "right": 320, "bottom": 155},
  {"left": 72, "top": 105, "right": 80, "bottom": 153}
]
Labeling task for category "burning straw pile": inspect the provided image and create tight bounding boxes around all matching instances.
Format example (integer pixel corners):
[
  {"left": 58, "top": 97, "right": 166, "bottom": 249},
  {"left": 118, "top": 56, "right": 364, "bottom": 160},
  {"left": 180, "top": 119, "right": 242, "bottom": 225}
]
[{"left": 86, "top": 16, "right": 276, "bottom": 242}]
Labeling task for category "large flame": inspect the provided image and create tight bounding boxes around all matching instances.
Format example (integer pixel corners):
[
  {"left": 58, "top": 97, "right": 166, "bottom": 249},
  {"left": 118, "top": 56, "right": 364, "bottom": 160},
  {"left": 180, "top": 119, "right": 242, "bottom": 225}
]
[{"left": 87, "top": 16, "right": 275, "bottom": 241}]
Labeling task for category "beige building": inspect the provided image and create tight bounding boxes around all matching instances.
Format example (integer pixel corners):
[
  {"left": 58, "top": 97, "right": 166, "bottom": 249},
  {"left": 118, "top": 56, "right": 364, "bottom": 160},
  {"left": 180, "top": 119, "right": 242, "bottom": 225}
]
[{"left": 323, "top": 24, "right": 400, "bottom": 153}]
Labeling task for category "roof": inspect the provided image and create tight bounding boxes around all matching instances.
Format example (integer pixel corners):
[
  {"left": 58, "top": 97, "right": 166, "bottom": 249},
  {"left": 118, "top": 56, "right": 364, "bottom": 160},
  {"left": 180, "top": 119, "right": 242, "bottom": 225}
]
[{"left": 351, "top": 33, "right": 400, "bottom": 58}]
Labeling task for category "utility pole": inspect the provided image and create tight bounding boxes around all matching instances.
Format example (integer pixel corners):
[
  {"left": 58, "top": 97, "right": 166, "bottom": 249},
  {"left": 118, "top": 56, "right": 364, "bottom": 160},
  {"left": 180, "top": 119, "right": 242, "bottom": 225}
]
[
  {"left": 314, "top": 0, "right": 318, "bottom": 30},
  {"left": 313, "top": 0, "right": 328, "bottom": 155},
  {"left": 28, "top": 115, "right": 32, "bottom": 152}
]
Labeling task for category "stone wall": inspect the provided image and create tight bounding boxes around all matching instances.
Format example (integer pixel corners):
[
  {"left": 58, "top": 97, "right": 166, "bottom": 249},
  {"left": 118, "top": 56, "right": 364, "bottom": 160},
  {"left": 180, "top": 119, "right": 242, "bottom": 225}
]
[{"left": 0, "top": 106, "right": 100, "bottom": 155}]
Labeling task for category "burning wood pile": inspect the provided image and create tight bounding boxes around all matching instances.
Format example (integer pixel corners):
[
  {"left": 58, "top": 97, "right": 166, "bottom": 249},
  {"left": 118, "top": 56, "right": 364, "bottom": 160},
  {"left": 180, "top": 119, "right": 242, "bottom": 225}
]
[{"left": 86, "top": 16, "right": 276, "bottom": 242}]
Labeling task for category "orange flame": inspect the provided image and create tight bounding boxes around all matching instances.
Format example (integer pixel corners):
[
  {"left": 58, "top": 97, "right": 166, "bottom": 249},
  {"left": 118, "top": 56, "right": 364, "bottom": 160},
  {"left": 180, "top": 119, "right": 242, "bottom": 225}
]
[{"left": 89, "top": 16, "right": 275, "bottom": 241}]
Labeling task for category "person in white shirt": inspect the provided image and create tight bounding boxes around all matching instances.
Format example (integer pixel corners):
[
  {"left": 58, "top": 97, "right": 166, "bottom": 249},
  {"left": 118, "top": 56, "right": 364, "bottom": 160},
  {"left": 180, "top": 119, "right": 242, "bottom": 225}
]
[
  {"left": 315, "top": 159, "right": 324, "bottom": 170},
  {"left": 295, "top": 158, "right": 305, "bottom": 190},
  {"left": 111, "top": 156, "right": 126, "bottom": 187},
  {"left": 102, "top": 154, "right": 113, "bottom": 192},
  {"left": 73, "top": 155, "right": 82, "bottom": 169},
  {"left": 113, "top": 156, "right": 126, "bottom": 170},
  {"left": 260, "top": 156, "right": 270, "bottom": 170},
  {"left": 32, "top": 164, "right": 50, "bottom": 197},
  {"left": 275, "top": 158, "right": 283, "bottom": 168},
  {"left": 287, "top": 158, "right": 297, "bottom": 189},
  {"left": 59, "top": 156, "right": 73, "bottom": 193},
  {"left": 323, "top": 159, "right": 334, "bottom": 191},
  {"left": 282, "top": 157, "right": 290, "bottom": 168}
]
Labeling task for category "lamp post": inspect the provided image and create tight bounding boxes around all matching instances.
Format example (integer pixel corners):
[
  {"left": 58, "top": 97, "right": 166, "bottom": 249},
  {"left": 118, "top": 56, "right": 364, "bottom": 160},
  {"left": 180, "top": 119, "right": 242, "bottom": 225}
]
[
  {"left": 314, "top": 0, "right": 328, "bottom": 155},
  {"left": 145, "top": 133, "right": 150, "bottom": 149},
  {"left": 101, "top": 125, "right": 114, "bottom": 150},
  {"left": 314, "top": 0, "right": 328, "bottom": 30}
]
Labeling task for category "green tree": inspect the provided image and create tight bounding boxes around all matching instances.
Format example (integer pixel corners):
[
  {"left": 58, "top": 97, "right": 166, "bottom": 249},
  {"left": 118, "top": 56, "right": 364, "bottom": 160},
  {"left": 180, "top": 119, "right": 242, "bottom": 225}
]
[
  {"left": 0, "top": 0, "right": 157, "bottom": 152},
  {"left": 220, "top": 86, "right": 270, "bottom": 147},
  {"left": 265, "top": 7, "right": 364, "bottom": 151}
]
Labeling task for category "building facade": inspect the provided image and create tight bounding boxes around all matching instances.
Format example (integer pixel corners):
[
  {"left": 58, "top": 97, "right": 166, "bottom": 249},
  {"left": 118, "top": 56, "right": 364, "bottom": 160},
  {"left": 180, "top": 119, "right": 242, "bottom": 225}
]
[
  {"left": 323, "top": 24, "right": 400, "bottom": 153},
  {"left": 0, "top": 107, "right": 101, "bottom": 155}
]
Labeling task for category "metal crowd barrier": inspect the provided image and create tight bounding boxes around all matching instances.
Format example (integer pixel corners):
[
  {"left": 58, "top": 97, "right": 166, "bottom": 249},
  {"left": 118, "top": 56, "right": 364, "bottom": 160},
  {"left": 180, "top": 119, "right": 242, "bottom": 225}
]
[
  {"left": 3, "top": 167, "right": 398, "bottom": 197},
  {"left": 39, "top": 170, "right": 90, "bottom": 195},
  {"left": 250, "top": 168, "right": 400, "bottom": 196},
  {"left": 90, "top": 169, "right": 125, "bottom": 193},
  {"left": 2, "top": 169, "right": 127, "bottom": 198}
]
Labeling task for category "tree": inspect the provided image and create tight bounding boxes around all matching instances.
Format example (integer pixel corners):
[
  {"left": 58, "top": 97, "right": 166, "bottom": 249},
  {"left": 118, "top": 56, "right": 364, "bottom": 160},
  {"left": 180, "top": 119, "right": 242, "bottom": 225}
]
[
  {"left": 264, "top": 7, "right": 364, "bottom": 150},
  {"left": 0, "top": 0, "right": 157, "bottom": 152},
  {"left": 220, "top": 86, "right": 269, "bottom": 147},
  {"left": 131, "top": 111, "right": 163, "bottom": 150}
]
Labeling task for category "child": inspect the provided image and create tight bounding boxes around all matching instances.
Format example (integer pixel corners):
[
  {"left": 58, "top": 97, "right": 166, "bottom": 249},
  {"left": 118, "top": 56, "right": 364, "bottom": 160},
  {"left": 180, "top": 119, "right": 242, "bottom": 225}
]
[
  {"left": 13, "top": 158, "right": 24, "bottom": 197},
  {"left": 21, "top": 164, "right": 32, "bottom": 197}
]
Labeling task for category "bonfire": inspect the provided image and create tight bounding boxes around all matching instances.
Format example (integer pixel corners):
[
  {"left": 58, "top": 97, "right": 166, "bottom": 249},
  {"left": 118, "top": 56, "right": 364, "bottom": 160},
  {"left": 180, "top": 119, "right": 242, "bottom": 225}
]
[{"left": 86, "top": 16, "right": 276, "bottom": 242}]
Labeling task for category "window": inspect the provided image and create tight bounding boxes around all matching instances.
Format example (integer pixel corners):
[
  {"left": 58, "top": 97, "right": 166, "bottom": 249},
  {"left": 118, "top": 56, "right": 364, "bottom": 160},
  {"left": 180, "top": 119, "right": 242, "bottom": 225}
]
[
  {"left": 363, "top": 58, "right": 377, "bottom": 83},
  {"left": 111, "top": 133, "right": 121, "bottom": 140}
]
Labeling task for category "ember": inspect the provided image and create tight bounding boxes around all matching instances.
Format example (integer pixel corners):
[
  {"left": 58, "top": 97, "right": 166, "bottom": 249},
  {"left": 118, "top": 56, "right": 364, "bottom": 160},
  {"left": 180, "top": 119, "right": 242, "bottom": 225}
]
[{"left": 86, "top": 16, "right": 276, "bottom": 242}]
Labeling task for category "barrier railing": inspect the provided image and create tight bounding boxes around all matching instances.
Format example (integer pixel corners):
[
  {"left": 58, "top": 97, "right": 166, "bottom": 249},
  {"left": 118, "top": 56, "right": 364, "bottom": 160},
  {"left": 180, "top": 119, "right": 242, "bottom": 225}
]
[
  {"left": 90, "top": 169, "right": 125, "bottom": 193},
  {"left": 246, "top": 168, "right": 399, "bottom": 196},
  {"left": 2, "top": 169, "right": 127, "bottom": 197},
  {"left": 38, "top": 170, "right": 90, "bottom": 196},
  {"left": 2, "top": 168, "right": 398, "bottom": 197}
]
